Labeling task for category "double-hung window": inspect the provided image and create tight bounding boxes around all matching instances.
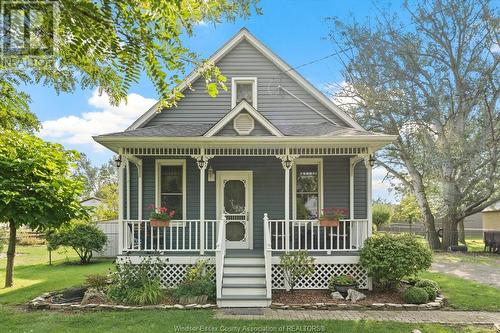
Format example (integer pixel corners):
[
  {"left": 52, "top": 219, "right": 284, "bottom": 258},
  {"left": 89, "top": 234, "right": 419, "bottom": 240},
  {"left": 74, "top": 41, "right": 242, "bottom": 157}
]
[
  {"left": 293, "top": 159, "right": 323, "bottom": 220},
  {"left": 156, "top": 160, "right": 186, "bottom": 221}
]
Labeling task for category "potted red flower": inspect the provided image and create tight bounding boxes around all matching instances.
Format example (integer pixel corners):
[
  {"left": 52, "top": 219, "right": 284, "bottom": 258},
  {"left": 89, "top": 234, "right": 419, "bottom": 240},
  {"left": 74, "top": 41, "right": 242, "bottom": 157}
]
[
  {"left": 319, "top": 207, "right": 348, "bottom": 227},
  {"left": 149, "top": 204, "right": 175, "bottom": 227}
]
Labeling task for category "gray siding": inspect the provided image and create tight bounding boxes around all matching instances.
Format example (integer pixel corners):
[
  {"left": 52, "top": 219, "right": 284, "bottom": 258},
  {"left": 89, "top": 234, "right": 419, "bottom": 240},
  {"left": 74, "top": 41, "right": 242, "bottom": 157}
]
[
  {"left": 126, "top": 156, "right": 366, "bottom": 250},
  {"left": 353, "top": 162, "right": 367, "bottom": 219},
  {"left": 145, "top": 40, "right": 348, "bottom": 127}
]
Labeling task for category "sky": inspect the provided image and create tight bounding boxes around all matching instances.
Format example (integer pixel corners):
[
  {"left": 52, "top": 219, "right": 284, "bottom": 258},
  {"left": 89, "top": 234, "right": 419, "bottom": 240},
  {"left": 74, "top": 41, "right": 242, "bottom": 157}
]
[{"left": 29, "top": 0, "right": 404, "bottom": 203}]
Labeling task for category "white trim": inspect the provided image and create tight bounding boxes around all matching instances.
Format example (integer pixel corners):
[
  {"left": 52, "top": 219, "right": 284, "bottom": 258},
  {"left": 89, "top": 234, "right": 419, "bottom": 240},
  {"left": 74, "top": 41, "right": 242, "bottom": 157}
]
[
  {"left": 118, "top": 255, "right": 216, "bottom": 265},
  {"left": 126, "top": 159, "right": 130, "bottom": 220},
  {"left": 233, "top": 113, "right": 255, "bottom": 135},
  {"left": 204, "top": 99, "right": 283, "bottom": 137},
  {"left": 231, "top": 77, "right": 258, "bottom": 109},
  {"left": 216, "top": 170, "right": 253, "bottom": 250},
  {"left": 117, "top": 149, "right": 124, "bottom": 255},
  {"left": 292, "top": 158, "right": 324, "bottom": 220},
  {"left": 271, "top": 255, "right": 360, "bottom": 265},
  {"left": 126, "top": 28, "right": 363, "bottom": 131},
  {"left": 155, "top": 159, "right": 187, "bottom": 225}
]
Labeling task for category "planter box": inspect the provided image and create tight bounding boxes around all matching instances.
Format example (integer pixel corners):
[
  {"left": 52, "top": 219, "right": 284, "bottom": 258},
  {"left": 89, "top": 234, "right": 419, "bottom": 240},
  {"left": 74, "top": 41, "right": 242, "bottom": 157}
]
[
  {"left": 150, "top": 219, "right": 170, "bottom": 227},
  {"left": 319, "top": 219, "right": 339, "bottom": 227},
  {"left": 178, "top": 295, "right": 208, "bottom": 305},
  {"left": 334, "top": 284, "right": 357, "bottom": 294}
]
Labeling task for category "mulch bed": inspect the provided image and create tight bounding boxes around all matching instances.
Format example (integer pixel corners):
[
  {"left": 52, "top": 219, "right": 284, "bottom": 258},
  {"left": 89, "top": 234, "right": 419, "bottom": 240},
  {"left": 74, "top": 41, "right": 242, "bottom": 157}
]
[{"left": 272, "top": 289, "right": 404, "bottom": 306}]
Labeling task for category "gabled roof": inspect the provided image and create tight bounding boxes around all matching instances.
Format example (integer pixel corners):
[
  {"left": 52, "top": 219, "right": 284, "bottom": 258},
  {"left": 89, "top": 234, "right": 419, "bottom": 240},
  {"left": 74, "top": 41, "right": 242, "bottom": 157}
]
[
  {"left": 127, "top": 28, "right": 363, "bottom": 131},
  {"left": 204, "top": 100, "right": 283, "bottom": 137}
]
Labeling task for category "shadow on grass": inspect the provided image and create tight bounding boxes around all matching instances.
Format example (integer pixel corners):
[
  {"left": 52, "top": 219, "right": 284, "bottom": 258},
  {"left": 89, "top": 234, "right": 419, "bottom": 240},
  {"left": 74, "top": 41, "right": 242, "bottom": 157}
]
[{"left": 0, "top": 259, "right": 114, "bottom": 305}]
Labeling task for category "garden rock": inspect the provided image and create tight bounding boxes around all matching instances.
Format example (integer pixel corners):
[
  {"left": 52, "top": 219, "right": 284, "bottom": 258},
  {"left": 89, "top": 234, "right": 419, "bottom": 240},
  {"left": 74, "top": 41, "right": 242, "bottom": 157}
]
[
  {"left": 81, "top": 288, "right": 107, "bottom": 305},
  {"left": 330, "top": 291, "right": 344, "bottom": 300},
  {"left": 346, "top": 289, "right": 366, "bottom": 303}
]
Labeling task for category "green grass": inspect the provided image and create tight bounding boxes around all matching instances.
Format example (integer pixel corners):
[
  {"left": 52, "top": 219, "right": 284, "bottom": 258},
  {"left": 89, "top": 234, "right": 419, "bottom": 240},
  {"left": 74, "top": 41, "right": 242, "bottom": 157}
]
[
  {"left": 0, "top": 307, "right": 494, "bottom": 333},
  {"left": 420, "top": 271, "right": 500, "bottom": 311},
  {"left": 433, "top": 252, "right": 499, "bottom": 266},
  {"left": 0, "top": 246, "right": 113, "bottom": 305}
]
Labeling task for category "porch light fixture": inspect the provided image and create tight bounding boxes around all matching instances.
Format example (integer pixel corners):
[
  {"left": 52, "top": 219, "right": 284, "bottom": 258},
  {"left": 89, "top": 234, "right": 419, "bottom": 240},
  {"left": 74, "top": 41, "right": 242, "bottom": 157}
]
[
  {"left": 207, "top": 166, "right": 215, "bottom": 182},
  {"left": 284, "top": 156, "right": 293, "bottom": 169},
  {"left": 113, "top": 155, "right": 122, "bottom": 168},
  {"left": 368, "top": 155, "right": 376, "bottom": 167},
  {"left": 197, "top": 158, "right": 207, "bottom": 170}
]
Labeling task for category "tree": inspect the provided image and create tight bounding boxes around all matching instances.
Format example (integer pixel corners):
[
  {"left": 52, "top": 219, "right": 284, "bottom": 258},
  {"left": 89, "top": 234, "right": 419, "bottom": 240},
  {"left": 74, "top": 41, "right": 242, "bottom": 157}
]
[
  {"left": 328, "top": 0, "right": 499, "bottom": 250},
  {"left": 0, "top": 130, "right": 86, "bottom": 287},
  {"left": 47, "top": 221, "right": 107, "bottom": 264},
  {"left": 3, "top": 0, "right": 260, "bottom": 116},
  {"left": 372, "top": 203, "right": 393, "bottom": 230},
  {"left": 94, "top": 183, "right": 119, "bottom": 221},
  {"left": 75, "top": 155, "right": 118, "bottom": 199}
]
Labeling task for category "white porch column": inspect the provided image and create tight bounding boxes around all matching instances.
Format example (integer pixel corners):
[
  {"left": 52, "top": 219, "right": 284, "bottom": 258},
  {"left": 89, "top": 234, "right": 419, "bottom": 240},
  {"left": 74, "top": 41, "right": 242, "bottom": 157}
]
[
  {"left": 276, "top": 151, "right": 299, "bottom": 253},
  {"left": 126, "top": 158, "right": 130, "bottom": 220},
  {"left": 117, "top": 150, "right": 124, "bottom": 255},
  {"left": 192, "top": 151, "right": 214, "bottom": 255},
  {"left": 364, "top": 154, "right": 374, "bottom": 291}
]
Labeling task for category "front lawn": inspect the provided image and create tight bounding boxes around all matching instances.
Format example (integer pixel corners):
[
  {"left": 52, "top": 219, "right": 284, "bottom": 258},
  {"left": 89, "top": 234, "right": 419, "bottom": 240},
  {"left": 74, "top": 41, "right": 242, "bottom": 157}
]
[
  {"left": 419, "top": 271, "right": 500, "bottom": 311},
  {"left": 0, "top": 307, "right": 494, "bottom": 333},
  {"left": 0, "top": 246, "right": 113, "bottom": 305}
]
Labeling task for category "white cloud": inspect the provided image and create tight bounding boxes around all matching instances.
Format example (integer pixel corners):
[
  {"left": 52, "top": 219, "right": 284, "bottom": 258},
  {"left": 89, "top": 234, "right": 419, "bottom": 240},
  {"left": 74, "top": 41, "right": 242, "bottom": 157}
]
[
  {"left": 372, "top": 166, "right": 399, "bottom": 203},
  {"left": 39, "top": 89, "right": 157, "bottom": 149}
]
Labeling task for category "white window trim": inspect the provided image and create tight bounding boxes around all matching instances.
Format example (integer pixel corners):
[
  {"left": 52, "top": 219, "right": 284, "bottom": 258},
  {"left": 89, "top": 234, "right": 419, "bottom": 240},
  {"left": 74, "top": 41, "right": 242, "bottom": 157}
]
[
  {"left": 155, "top": 159, "right": 187, "bottom": 226},
  {"left": 292, "top": 158, "right": 324, "bottom": 221},
  {"left": 231, "top": 77, "right": 258, "bottom": 109}
]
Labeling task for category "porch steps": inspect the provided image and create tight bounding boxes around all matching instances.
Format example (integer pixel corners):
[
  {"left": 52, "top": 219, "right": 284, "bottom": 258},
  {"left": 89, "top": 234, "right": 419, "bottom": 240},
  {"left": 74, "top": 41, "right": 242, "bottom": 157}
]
[{"left": 218, "top": 255, "right": 270, "bottom": 308}]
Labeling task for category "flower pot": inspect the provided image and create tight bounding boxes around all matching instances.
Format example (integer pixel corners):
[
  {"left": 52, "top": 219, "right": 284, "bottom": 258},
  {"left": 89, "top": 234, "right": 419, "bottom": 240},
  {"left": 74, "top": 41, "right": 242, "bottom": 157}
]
[
  {"left": 334, "top": 284, "right": 357, "bottom": 294},
  {"left": 150, "top": 219, "right": 170, "bottom": 227},
  {"left": 320, "top": 219, "right": 339, "bottom": 227},
  {"left": 178, "top": 295, "right": 208, "bottom": 305}
]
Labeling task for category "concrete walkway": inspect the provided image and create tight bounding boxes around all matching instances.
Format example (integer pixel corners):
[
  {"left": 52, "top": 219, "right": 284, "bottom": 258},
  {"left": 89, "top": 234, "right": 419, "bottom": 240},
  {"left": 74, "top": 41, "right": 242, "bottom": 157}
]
[{"left": 215, "top": 309, "right": 500, "bottom": 325}]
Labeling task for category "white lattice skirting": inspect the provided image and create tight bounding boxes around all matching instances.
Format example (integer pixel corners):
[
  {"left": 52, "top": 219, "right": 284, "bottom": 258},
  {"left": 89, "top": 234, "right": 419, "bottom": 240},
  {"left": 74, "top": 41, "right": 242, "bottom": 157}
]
[
  {"left": 272, "top": 263, "right": 368, "bottom": 289},
  {"left": 122, "top": 263, "right": 216, "bottom": 288}
]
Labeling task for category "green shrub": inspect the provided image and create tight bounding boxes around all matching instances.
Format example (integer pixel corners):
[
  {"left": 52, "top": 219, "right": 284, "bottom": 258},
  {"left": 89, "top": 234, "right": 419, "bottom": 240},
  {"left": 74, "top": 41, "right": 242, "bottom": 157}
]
[
  {"left": 403, "top": 286, "right": 429, "bottom": 304},
  {"left": 422, "top": 285, "right": 437, "bottom": 301},
  {"left": 415, "top": 279, "right": 439, "bottom": 292},
  {"left": 172, "top": 260, "right": 215, "bottom": 300},
  {"left": 85, "top": 274, "right": 109, "bottom": 291},
  {"left": 47, "top": 221, "right": 107, "bottom": 264},
  {"left": 107, "top": 257, "right": 164, "bottom": 305},
  {"left": 328, "top": 275, "right": 357, "bottom": 292},
  {"left": 360, "top": 233, "right": 432, "bottom": 289},
  {"left": 172, "top": 280, "right": 215, "bottom": 299},
  {"left": 280, "top": 251, "right": 316, "bottom": 291},
  {"left": 124, "top": 279, "right": 163, "bottom": 305}
]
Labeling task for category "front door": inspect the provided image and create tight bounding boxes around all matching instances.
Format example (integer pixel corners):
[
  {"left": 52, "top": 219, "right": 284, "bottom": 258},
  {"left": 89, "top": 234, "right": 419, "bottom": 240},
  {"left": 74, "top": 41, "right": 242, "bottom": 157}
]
[{"left": 217, "top": 171, "right": 253, "bottom": 249}]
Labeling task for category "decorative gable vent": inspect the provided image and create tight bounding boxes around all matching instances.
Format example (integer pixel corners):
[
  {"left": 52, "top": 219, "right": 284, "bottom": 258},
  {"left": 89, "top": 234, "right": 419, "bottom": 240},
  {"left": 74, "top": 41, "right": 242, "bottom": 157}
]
[{"left": 233, "top": 113, "right": 255, "bottom": 135}]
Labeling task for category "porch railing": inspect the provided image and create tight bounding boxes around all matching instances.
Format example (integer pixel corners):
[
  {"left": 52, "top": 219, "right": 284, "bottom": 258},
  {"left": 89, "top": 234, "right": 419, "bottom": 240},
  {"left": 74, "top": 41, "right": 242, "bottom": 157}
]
[
  {"left": 215, "top": 214, "right": 227, "bottom": 300},
  {"left": 265, "top": 218, "right": 369, "bottom": 253},
  {"left": 122, "top": 219, "right": 218, "bottom": 252}
]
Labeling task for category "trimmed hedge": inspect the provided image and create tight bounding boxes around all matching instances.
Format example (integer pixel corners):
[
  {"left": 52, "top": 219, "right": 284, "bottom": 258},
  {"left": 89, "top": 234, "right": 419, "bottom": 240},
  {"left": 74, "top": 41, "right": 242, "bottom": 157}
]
[{"left": 403, "top": 287, "right": 429, "bottom": 304}]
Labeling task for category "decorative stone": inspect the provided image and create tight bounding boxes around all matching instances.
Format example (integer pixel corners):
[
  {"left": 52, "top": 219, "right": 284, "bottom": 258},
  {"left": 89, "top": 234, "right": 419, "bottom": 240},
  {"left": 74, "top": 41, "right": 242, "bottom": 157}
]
[
  {"left": 427, "top": 302, "right": 441, "bottom": 308},
  {"left": 330, "top": 291, "right": 344, "bottom": 300},
  {"left": 412, "top": 330, "right": 422, "bottom": 333},
  {"left": 346, "top": 289, "right": 366, "bottom": 303},
  {"left": 403, "top": 304, "right": 418, "bottom": 309},
  {"left": 81, "top": 288, "right": 106, "bottom": 305},
  {"left": 202, "top": 304, "right": 213, "bottom": 308},
  {"left": 371, "top": 303, "right": 385, "bottom": 308},
  {"left": 184, "top": 304, "right": 197, "bottom": 309},
  {"left": 173, "top": 304, "right": 184, "bottom": 309}
]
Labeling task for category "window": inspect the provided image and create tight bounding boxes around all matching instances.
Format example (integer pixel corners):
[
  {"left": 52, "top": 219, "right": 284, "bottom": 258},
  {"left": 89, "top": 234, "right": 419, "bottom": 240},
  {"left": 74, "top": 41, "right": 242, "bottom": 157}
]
[
  {"left": 156, "top": 160, "right": 186, "bottom": 220},
  {"left": 293, "top": 159, "right": 323, "bottom": 220},
  {"left": 232, "top": 77, "right": 257, "bottom": 108}
]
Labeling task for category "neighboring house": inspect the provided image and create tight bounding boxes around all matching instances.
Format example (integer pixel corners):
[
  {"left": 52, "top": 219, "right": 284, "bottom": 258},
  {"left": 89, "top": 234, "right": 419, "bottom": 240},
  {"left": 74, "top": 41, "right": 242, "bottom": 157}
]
[
  {"left": 93, "top": 29, "right": 395, "bottom": 307},
  {"left": 80, "top": 197, "right": 103, "bottom": 208},
  {"left": 482, "top": 200, "right": 500, "bottom": 232}
]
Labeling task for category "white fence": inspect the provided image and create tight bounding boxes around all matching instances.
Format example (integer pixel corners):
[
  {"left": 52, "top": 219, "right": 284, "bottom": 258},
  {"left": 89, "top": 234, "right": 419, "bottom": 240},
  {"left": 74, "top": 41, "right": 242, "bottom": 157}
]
[{"left": 94, "top": 220, "right": 119, "bottom": 257}]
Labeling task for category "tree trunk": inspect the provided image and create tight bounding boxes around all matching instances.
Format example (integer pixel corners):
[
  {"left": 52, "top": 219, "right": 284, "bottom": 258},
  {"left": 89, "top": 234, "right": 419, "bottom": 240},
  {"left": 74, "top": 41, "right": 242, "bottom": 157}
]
[
  {"left": 458, "top": 218, "right": 466, "bottom": 244},
  {"left": 441, "top": 217, "right": 459, "bottom": 250},
  {"left": 4, "top": 220, "right": 17, "bottom": 288}
]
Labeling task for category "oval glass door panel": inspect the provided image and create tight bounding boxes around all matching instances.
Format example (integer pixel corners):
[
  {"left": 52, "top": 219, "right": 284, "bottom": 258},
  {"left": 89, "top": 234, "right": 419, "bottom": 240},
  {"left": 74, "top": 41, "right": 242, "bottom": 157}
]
[
  {"left": 223, "top": 180, "right": 246, "bottom": 242},
  {"left": 223, "top": 180, "right": 245, "bottom": 214}
]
